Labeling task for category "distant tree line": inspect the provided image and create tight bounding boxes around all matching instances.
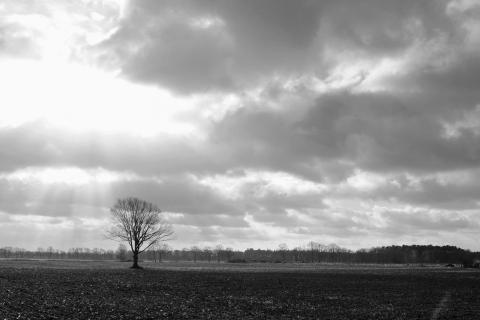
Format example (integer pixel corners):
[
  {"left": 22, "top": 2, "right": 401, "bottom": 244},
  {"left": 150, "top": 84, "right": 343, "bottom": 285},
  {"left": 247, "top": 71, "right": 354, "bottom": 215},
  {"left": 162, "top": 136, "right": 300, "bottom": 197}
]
[
  {"left": 147, "top": 243, "right": 478, "bottom": 266},
  {"left": 1, "top": 243, "right": 478, "bottom": 266},
  {"left": 0, "top": 246, "right": 116, "bottom": 260}
]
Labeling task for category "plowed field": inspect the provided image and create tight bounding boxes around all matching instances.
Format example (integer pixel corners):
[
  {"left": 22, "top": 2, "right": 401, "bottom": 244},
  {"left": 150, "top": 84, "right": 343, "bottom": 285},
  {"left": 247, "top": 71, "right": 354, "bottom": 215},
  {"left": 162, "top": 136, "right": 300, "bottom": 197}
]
[{"left": 0, "top": 260, "right": 478, "bottom": 319}]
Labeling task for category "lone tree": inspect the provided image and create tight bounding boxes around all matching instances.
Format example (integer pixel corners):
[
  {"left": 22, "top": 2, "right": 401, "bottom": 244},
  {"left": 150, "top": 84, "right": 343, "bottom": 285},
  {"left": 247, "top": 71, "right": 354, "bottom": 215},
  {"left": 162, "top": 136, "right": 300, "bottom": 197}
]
[{"left": 107, "top": 197, "right": 173, "bottom": 269}]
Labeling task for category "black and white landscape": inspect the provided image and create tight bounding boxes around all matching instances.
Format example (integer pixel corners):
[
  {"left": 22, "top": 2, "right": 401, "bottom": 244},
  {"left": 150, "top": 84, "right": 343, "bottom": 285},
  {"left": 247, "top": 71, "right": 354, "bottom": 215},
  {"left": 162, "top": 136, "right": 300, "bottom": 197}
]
[{"left": 1, "top": 0, "right": 480, "bottom": 319}]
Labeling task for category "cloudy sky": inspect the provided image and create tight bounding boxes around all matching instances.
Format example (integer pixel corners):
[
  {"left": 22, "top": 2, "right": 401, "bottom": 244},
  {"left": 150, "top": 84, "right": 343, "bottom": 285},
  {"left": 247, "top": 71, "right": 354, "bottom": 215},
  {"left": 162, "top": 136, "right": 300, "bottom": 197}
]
[{"left": 1, "top": 0, "right": 480, "bottom": 251}]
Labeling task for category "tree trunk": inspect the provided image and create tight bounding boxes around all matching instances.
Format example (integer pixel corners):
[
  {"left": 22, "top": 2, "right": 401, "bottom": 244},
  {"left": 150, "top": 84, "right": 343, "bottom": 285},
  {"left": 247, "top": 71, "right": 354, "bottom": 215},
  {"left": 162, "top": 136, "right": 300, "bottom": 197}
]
[{"left": 131, "top": 251, "right": 141, "bottom": 269}]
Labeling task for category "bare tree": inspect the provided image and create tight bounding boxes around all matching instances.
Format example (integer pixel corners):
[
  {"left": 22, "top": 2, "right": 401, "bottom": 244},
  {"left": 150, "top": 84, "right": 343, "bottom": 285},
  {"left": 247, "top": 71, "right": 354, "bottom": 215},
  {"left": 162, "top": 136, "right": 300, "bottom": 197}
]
[
  {"left": 214, "top": 244, "right": 224, "bottom": 263},
  {"left": 116, "top": 243, "right": 128, "bottom": 261},
  {"left": 150, "top": 242, "right": 161, "bottom": 263},
  {"left": 191, "top": 246, "right": 201, "bottom": 263},
  {"left": 278, "top": 243, "right": 288, "bottom": 262},
  {"left": 150, "top": 242, "right": 171, "bottom": 263},
  {"left": 203, "top": 246, "right": 213, "bottom": 263},
  {"left": 106, "top": 197, "right": 174, "bottom": 268}
]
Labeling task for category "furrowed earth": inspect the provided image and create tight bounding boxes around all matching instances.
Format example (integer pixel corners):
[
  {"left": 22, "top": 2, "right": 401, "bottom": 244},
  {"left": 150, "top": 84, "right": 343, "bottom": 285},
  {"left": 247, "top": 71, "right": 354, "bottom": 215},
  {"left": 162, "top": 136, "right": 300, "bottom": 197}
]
[{"left": 0, "top": 260, "right": 479, "bottom": 319}]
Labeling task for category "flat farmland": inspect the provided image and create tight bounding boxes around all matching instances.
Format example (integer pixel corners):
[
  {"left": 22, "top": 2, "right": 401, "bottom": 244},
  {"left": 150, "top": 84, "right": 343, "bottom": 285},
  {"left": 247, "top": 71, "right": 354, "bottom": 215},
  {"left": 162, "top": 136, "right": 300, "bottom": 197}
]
[{"left": 0, "top": 260, "right": 479, "bottom": 319}]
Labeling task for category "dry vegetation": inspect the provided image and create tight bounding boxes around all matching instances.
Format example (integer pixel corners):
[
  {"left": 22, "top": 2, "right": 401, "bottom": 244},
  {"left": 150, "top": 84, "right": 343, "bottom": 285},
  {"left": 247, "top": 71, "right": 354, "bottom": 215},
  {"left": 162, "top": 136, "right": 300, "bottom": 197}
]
[{"left": 0, "top": 260, "right": 479, "bottom": 319}]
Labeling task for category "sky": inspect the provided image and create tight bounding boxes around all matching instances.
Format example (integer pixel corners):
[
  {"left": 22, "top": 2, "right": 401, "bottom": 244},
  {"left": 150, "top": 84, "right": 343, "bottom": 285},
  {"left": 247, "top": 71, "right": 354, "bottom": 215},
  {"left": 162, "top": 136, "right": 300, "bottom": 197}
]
[{"left": 1, "top": 0, "right": 480, "bottom": 251}]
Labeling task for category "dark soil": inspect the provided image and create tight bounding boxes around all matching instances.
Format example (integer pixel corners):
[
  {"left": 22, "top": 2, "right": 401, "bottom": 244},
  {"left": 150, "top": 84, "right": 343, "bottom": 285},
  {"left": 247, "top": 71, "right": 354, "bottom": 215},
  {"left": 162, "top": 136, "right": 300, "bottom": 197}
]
[{"left": 0, "top": 265, "right": 479, "bottom": 319}]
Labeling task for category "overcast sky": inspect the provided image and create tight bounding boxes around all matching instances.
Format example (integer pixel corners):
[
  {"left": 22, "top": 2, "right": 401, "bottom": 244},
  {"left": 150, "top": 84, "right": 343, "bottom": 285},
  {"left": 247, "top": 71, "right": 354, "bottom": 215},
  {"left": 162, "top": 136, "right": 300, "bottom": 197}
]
[{"left": 1, "top": 0, "right": 480, "bottom": 251}]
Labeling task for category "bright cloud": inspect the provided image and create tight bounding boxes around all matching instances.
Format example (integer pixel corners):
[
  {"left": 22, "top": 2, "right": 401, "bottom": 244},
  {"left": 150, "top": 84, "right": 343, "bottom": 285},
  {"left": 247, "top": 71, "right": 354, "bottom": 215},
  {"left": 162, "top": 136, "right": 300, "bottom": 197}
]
[
  {"left": 0, "top": 166, "right": 142, "bottom": 185},
  {"left": 197, "top": 170, "right": 328, "bottom": 200}
]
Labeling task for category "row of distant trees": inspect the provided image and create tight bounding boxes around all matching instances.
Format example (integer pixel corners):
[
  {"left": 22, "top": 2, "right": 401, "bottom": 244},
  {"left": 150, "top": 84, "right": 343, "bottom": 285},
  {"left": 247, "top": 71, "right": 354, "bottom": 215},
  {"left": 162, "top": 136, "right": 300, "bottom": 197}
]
[
  {"left": 142, "top": 243, "right": 478, "bottom": 266},
  {"left": 1, "top": 243, "right": 477, "bottom": 266},
  {"left": 0, "top": 247, "right": 116, "bottom": 260}
]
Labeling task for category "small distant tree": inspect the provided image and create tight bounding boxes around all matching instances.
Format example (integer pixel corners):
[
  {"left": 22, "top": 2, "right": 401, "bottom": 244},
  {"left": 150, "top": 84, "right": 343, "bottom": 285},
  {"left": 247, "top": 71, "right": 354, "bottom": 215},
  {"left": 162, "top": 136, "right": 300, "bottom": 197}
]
[
  {"left": 116, "top": 243, "right": 129, "bottom": 261},
  {"left": 214, "top": 244, "right": 224, "bottom": 263},
  {"left": 47, "top": 246, "right": 55, "bottom": 259},
  {"left": 225, "top": 247, "right": 234, "bottom": 261},
  {"left": 159, "top": 243, "right": 171, "bottom": 262},
  {"left": 150, "top": 243, "right": 161, "bottom": 263},
  {"left": 203, "top": 246, "right": 213, "bottom": 263},
  {"left": 106, "top": 197, "right": 174, "bottom": 269},
  {"left": 191, "top": 246, "right": 201, "bottom": 263},
  {"left": 308, "top": 241, "right": 320, "bottom": 263},
  {"left": 278, "top": 243, "right": 288, "bottom": 262},
  {"left": 151, "top": 243, "right": 171, "bottom": 263}
]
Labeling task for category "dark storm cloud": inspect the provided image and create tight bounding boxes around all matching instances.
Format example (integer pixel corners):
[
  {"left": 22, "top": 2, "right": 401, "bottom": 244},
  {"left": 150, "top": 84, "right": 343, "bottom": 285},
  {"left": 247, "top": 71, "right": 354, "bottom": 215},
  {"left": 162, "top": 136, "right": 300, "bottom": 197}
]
[
  {"left": 99, "top": 0, "right": 463, "bottom": 94},
  {"left": 166, "top": 213, "right": 248, "bottom": 228},
  {"left": 351, "top": 171, "right": 480, "bottom": 211},
  {"left": 211, "top": 91, "right": 480, "bottom": 176},
  {"left": 110, "top": 177, "right": 240, "bottom": 215},
  {"left": 320, "top": 0, "right": 455, "bottom": 53},
  {"left": 382, "top": 210, "right": 475, "bottom": 233},
  {"left": 394, "top": 51, "right": 480, "bottom": 98},
  {"left": 99, "top": 0, "right": 323, "bottom": 93}
]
